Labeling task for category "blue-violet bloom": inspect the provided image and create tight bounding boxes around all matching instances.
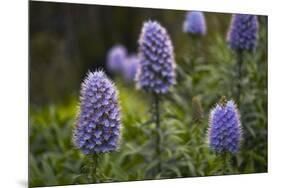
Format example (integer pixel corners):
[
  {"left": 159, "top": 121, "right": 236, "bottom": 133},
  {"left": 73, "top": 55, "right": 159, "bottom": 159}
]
[
  {"left": 208, "top": 98, "right": 242, "bottom": 154},
  {"left": 136, "top": 20, "right": 176, "bottom": 94},
  {"left": 73, "top": 71, "right": 121, "bottom": 154},
  {"left": 183, "top": 11, "right": 207, "bottom": 36},
  {"left": 227, "top": 14, "right": 259, "bottom": 51}
]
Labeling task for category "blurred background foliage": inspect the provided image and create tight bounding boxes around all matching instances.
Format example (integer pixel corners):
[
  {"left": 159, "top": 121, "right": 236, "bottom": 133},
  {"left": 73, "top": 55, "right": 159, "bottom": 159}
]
[{"left": 29, "top": 1, "right": 267, "bottom": 187}]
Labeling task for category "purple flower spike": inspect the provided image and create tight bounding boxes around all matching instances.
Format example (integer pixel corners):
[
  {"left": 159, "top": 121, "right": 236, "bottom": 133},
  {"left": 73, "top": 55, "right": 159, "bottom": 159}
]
[
  {"left": 123, "top": 54, "right": 140, "bottom": 82},
  {"left": 136, "top": 20, "right": 176, "bottom": 94},
  {"left": 107, "top": 45, "right": 127, "bottom": 73},
  {"left": 183, "top": 11, "right": 207, "bottom": 36},
  {"left": 73, "top": 71, "right": 121, "bottom": 154},
  {"left": 227, "top": 14, "right": 259, "bottom": 51},
  {"left": 208, "top": 97, "right": 242, "bottom": 154}
]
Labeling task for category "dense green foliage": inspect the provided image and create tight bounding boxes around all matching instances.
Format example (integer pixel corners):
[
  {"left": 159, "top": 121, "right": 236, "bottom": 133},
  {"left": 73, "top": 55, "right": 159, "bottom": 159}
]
[{"left": 29, "top": 3, "right": 267, "bottom": 188}]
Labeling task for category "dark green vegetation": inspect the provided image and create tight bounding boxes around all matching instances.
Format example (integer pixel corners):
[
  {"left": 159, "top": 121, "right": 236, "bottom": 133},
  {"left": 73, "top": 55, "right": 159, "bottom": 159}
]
[{"left": 29, "top": 2, "right": 267, "bottom": 187}]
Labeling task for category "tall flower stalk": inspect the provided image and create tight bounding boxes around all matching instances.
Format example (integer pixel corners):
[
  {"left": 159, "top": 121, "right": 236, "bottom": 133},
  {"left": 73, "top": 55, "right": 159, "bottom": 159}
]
[
  {"left": 183, "top": 11, "right": 207, "bottom": 72},
  {"left": 207, "top": 96, "right": 242, "bottom": 174},
  {"left": 154, "top": 93, "right": 161, "bottom": 172},
  {"left": 236, "top": 50, "right": 243, "bottom": 103},
  {"left": 136, "top": 20, "right": 176, "bottom": 175},
  {"left": 73, "top": 71, "right": 121, "bottom": 182},
  {"left": 227, "top": 14, "right": 259, "bottom": 103}
]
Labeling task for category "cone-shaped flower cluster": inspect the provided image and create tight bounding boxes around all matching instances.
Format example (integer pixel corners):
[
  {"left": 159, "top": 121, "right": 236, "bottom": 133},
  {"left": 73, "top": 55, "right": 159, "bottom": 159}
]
[
  {"left": 208, "top": 97, "right": 242, "bottom": 154},
  {"left": 183, "top": 11, "right": 207, "bottom": 36},
  {"left": 136, "top": 20, "right": 176, "bottom": 94},
  {"left": 123, "top": 54, "right": 139, "bottom": 82},
  {"left": 73, "top": 71, "right": 121, "bottom": 154},
  {"left": 227, "top": 14, "right": 259, "bottom": 51},
  {"left": 107, "top": 45, "right": 127, "bottom": 73}
]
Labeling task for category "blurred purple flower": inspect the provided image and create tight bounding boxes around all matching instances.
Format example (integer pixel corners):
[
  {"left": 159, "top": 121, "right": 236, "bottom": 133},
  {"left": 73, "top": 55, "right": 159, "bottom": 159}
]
[
  {"left": 183, "top": 11, "right": 207, "bottom": 35},
  {"left": 106, "top": 45, "right": 127, "bottom": 73},
  {"left": 73, "top": 71, "right": 121, "bottom": 154},
  {"left": 208, "top": 98, "right": 242, "bottom": 154},
  {"left": 136, "top": 20, "right": 176, "bottom": 94},
  {"left": 123, "top": 54, "right": 140, "bottom": 82},
  {"left": 227, "top": 14, "right": 259, "bottom": 51}
]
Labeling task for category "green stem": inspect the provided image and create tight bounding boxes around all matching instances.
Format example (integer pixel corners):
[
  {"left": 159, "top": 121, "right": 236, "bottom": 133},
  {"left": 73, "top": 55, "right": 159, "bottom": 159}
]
[
  {"left": 190, "top": 36, "right": 201, "bottom": 97},
  {"left": 90, "top": 154, "right": 99, "bottom": 183},
  {"left": 221, "top": 152, "right": 230, "bottom": 175},
  {"left": 190, "top": 36, "right": 199, "bottom": 73},
  {"left": 154, "top": 94, "right": 162, "bottom": 175},
  {"left": 236, "top": 51, "right": 243, "bottom": 104}
]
